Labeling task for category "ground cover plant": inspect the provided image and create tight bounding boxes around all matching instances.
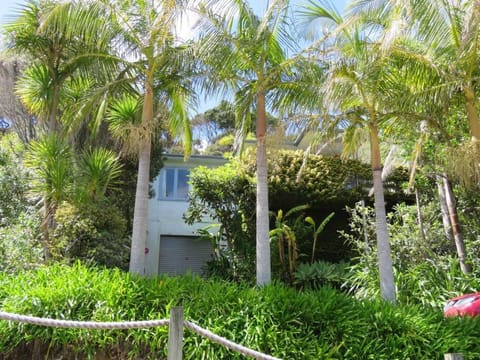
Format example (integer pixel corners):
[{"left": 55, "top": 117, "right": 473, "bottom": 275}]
[{"left": 0, "top": 263, "right": 479, "bottom": 359}]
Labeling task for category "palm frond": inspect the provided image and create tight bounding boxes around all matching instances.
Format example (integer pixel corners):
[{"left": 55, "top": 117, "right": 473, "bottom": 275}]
[{"left": 77, "top": 147, "right": 123, "bottom": 201}]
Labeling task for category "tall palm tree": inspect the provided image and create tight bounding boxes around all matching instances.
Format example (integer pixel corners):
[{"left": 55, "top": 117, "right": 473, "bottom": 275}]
[
  {"left": 99, "top": 0, "right": 194, "bottom": 274},
  {"left": 196, "top": 0, "right": 321, "bottom": 285},
  {"left": 350, "top": 0, "right": 480, "bottom": 181},
  {"left": 350, "top": 0, "right": 480, "bottom": 271},
  {"left": 300, "top": 1, "right": 398, "bottom": 302}
]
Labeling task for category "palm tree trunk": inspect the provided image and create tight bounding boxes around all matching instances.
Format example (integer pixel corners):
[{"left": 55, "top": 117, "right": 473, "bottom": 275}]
[
  {"left": 129, "top": 80, "right": 153, "bottom": 275},
  {"left": 40, "top": 84, "right": 61, "bottom": 262},
  {"left": 415, "top": 188, "right": 426, "bottom": 243},
  {"left": 464, "top": 85, "right": 480, "bottom": 142},
  {"left": 370, "top": 122, "right": 396, "bottom": 303},
  {"left": 436, "top": 174, "right": 454, "bottom": 249},
  {"left": 256, "top": 92, "right": 271, "bottom": 286},
  {"left": 443, "top": 175, "right": 471, "bottom": 274}
]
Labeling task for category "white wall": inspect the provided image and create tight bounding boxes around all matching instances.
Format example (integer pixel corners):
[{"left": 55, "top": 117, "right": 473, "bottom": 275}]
[{"left": 145, "top": 155, "right": 226, "bottom": 275}]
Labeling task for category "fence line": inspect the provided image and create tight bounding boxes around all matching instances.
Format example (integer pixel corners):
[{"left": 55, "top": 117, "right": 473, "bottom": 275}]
[{"left": 0, "top": 308, "right": 281, "bottom": 360}]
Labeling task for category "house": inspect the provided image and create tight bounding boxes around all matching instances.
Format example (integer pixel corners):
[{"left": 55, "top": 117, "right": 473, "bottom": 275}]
[
  {"left": 145, "top": 154, "right": 227, "bottom": 276},
  {"left": 144, "top": 131, "right": 344, "bottom": 277}
]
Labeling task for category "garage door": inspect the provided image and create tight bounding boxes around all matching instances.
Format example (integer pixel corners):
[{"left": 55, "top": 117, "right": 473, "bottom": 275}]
[{"left": 158, "top": 236, "right": 214, "bottom": 276}]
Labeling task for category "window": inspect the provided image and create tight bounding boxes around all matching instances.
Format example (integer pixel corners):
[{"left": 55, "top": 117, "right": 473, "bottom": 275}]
[{"left": 159, "top": 167, "right": 190, "bottom": 200}]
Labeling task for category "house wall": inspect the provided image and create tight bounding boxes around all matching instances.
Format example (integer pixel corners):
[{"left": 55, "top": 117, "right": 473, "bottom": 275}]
[{"left": 145, "top": 154, "right": 226, "bottom": 276}]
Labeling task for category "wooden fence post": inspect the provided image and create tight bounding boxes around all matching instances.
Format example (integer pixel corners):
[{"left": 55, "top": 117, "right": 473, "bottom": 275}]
[
  {"left": 444, "top": 353, "right": 463, "bottom": 360},
  {"left": 167, "top": 306, "right": 184, "bottom": 360}
]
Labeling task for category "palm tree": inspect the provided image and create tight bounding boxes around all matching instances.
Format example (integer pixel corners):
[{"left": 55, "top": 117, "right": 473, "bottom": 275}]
[
  {"left": 300, "top": 1, "right": 398, "bottom": 302},
  {"left": 4, "top": 0, "right": 117, "bottom": 260},
  {"left": 4, "top": 0, "right": 117, "bottom": 134},
  {"left": 350, "top": 0, "right": 480, "bottom": 182},
  {"left": 196, "top": 0, "right": 321, "bottom": 285},
  {"left": 99, "top": 0, "right": 195, "bottom": 274},
  {"left": 349, "top": 0, "right": 480, "bottom": 272}
]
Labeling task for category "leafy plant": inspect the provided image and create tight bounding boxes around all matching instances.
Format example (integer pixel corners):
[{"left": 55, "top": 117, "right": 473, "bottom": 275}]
[
  {"left": 0, "top": 133, "right": 29, "bottom": 226},
  {"left": 342, "top": 201, "right": 480, "bottom": 307},
  {"left": 0, "top": 210, "right": 43, "bottom": 274},
  {"left": 294, "top": 260, "right": 349, "bottom": 290},
  {"left": 269, "top": 205, "right": 309, "bottom": 283},
  {"left": 305, "top": 212, "right": 335, "bottom": 263},
  {"left": 185, "top": 161, "right": 256, "bottom": 283}
]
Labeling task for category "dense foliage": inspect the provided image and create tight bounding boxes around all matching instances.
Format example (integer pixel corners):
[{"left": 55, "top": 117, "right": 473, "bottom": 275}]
[
  {"left": 0, "top": 131, "right": 156, "bottom": 272},
  {"left": 343, "top": 200, "right": 480, "bottom": 307},
  {"left": 0, "top": 263, "right": 479, "bottom": 359},
  {"left": 53, "top": 202, "right": 130, "bottom": 270},
  {"left": 0, "top": 133, "right": 28, "bottom": 225},
  {"left": 185, "top": 161, "right": 257, "bottom": 282},
  {"left": 0, "top": 134, "right": 43, "bottom": 273},
  {"left": 186, "top": 150, "right": 411, "bottom": 282}
]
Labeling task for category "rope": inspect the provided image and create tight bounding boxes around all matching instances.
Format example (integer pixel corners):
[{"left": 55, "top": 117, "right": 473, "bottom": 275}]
[
  {"left": 0, "top": 311, "right": 169, "bottom": 330},
  {"left": 0, "top": 311, "right": 282, "bottom": 360},
  {"left": 184, "top": 320, "right": 282, "bottom": 360}
]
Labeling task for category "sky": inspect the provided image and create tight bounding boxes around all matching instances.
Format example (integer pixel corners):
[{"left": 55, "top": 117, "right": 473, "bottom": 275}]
[
  {"left": 0, "top": 0, "right": 348, "bottom": 113},
  {"left": 0, "top": 0, "right": 349, "bottom": 25}
]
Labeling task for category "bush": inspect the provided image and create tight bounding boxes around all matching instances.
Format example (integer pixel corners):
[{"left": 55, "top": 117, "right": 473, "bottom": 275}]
[
  {"left": 185, "top": 161, "right": 257, "bottom": 283},
  {"left": 0, "top": 209, "right": 43, "bottom": 273},
  {"left": 342, "top": 201, "right": 480, "bottom": 308},
  {"left": 0, "top": 133, "right": 29, "bottom": 226},
  {"left": 294, "top": 260, "right": 349, "bottom": 290},
  {"left": 52, "top": 202, "right": 130, "bottom": 270},
  {"left": 0, "top": 264, "right": 479, "bottom": 359},
  {"left": 187, "top": 150, "right": 411, "bottom": 282}
]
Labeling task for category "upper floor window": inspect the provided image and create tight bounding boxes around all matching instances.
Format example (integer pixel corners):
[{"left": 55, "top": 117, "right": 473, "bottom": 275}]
[{"left": 158, "top": 167, "right": 190, "bottom": 200}]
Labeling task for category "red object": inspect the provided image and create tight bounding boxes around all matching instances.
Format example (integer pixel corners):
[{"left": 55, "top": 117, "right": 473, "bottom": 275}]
[{"left": 444, "top": 292, "right": 480, "bottom": 318}]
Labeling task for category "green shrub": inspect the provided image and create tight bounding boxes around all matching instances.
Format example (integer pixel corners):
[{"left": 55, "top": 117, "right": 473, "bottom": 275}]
[
  {"left": 0, "top": 133, "right": 29, "bottom": 226},
  {"left": 342, "top": 201, "right": 480, "bottom": 308},
  {"left": 294, "top": 260, "right": 349, "bottom": 290},
  {"left": 185, "top": 161, "right": 256, "bottom": 283},
  {"left": 52, "top": 202, "right": 129, "bottom": 270},
  {"left": 0, "top": 209, "right": 43, "bottom": 273},
  {"left": 0, "top": 263, "right": 479, "bottom": 359}
]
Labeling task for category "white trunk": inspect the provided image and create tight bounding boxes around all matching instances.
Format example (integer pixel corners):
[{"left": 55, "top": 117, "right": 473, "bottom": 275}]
[
  {"left": 256, "top": 93, "right": 271, "bottom": 286},
  {"left": 443, "top": 176, "right": 471, "bottom": 274},
  {"left": 372, "top": 168, "right": 396, "bottom": 303},
  {"left": 256, "top": 137, "right": 271, "bottom": 285},
  {"left": 436, "top": 174, "right": 454, "bottom": 247},
  {"left": 129, "top": 140, "right": 151, "bottom": 274},
  {"left": 129, "top": 80, "right": 153, "bottom": 275},
  {"left": 370, "top": 121, "right": 396, "bottom": 303}
]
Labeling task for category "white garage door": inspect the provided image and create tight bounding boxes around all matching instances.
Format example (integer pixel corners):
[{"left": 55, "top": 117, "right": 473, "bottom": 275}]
[{"left": 158, "top": 236, "right": 214, "bottom": 276}]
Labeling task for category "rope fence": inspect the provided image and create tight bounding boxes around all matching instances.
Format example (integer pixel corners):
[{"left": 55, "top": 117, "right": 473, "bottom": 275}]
[
  {"left": 184, "top": 320, "right": 280, "bottom": 360},
  {"left": 0, "top": 307, "right": 282, "bottom": 360},
  {"left": 0, "top": 311, "right": 169, "bottom": 330}
]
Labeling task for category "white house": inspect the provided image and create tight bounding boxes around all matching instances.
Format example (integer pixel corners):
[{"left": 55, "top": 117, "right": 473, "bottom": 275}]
[{"left": 145, "top": 154, "right": 227, "bottom": 276}]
